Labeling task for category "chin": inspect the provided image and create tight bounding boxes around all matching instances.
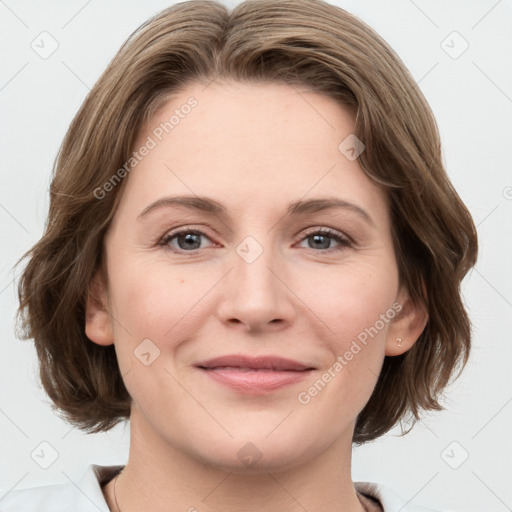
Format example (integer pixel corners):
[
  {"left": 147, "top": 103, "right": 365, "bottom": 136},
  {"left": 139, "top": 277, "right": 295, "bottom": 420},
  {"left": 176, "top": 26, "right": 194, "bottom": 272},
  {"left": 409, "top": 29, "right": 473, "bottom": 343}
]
[{"left": 188, "top": 433, "right": 317, "bottom": 475}]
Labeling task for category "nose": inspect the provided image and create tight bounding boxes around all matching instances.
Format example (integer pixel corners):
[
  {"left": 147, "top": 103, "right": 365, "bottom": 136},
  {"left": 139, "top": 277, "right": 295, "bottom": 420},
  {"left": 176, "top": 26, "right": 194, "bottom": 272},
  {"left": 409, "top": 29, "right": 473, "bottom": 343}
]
[{"left": 216, "top": 240, "right": 297, "bottom": 333}]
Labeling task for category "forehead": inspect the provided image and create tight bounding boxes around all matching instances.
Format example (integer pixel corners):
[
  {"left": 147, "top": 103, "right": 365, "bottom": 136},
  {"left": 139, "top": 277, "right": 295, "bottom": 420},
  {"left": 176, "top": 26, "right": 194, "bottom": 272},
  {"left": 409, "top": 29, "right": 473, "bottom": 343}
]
[
  {"left": 143, "top": 80, "right": 355, "bottom": 160},
  {"left": 116, "top": 80, "right": 388, "bottom": 224}
]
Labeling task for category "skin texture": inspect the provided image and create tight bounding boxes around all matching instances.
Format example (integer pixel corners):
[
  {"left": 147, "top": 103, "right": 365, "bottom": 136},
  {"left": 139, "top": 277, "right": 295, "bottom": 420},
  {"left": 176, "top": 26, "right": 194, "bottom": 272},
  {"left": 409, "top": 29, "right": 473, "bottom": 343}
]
[{"left": 86, "top": 81, "right": 427, "bottom": 512}]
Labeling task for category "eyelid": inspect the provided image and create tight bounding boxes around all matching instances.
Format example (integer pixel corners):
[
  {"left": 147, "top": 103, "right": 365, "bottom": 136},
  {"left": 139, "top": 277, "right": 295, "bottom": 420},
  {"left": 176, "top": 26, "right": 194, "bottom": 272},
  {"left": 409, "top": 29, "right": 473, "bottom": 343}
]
[
  {"left": 296, "top": 226, "right": 353, "bottom": 245},
  {"left": 158, "top": 224, "right": 354, "bottom": 254},
  {"left": 157, "top": 225, "right": 218, "bottom": 249},
  {"left": 292, "top": 226, "right": 354, "bottom": 253}
]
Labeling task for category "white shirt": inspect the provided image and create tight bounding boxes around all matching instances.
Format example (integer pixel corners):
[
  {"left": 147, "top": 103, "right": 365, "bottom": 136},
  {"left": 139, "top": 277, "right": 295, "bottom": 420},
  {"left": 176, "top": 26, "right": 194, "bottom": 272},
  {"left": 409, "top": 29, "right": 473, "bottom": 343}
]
[{"left": 0, "top": 464, "right": 454, "bottom": 512}]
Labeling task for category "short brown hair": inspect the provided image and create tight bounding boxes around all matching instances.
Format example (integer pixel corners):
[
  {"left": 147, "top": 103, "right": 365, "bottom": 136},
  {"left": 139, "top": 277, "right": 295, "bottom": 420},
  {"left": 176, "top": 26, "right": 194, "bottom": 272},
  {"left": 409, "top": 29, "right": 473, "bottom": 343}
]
[{"left": 16, "top": 0, "right": 477, "bottom": 445}]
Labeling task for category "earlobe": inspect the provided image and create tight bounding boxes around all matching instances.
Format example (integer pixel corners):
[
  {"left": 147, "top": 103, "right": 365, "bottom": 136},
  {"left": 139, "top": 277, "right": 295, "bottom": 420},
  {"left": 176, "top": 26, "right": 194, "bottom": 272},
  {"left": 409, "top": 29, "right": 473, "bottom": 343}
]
[
  {"left": 85, "top": 269, "right": 114, "bottom": 346},
  {"left": 385, "top": 293, "right": 428, "bottom": 356}
]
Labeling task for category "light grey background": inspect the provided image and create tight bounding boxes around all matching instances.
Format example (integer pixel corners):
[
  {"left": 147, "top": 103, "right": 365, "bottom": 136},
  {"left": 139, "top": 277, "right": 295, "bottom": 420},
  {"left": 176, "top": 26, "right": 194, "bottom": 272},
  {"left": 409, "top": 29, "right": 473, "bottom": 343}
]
[{"left": 1, "top": 1, "right": 511, "bottom": 510}]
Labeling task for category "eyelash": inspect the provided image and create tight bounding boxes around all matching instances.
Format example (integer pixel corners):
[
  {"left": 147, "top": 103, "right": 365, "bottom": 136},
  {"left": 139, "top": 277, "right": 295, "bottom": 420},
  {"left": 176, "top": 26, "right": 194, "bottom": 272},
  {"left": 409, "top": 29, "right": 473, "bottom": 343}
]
[{"left": 158, "top": 225, "right": 353, "bottom": 254}]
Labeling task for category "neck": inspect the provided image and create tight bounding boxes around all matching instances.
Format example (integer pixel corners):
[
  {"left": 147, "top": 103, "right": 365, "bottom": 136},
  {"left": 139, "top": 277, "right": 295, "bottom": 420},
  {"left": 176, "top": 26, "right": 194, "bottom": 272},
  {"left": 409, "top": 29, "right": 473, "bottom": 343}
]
[{"left": 103, "top": 406, "right": 365, "bottom": 512}]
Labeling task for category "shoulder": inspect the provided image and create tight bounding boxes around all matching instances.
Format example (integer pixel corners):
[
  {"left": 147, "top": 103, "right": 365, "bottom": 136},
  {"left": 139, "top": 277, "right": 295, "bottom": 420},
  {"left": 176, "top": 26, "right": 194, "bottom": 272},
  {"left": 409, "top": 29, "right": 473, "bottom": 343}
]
[
  {"left": 354, "top": 481, "right": 457, "bottom": 512},
  {"left": 0, "top": 464, "right": 123, "bottom": 512}
]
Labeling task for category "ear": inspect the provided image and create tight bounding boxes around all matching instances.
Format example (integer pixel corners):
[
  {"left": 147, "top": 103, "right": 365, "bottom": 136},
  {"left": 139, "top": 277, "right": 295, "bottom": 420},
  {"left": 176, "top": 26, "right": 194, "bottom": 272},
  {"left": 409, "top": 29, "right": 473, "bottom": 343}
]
[
  {"left": 385, "top": 287, "right": 428, "bottom": 356},
  {"left": 85, "top": 267, "right": 114, "bottom": 346}
]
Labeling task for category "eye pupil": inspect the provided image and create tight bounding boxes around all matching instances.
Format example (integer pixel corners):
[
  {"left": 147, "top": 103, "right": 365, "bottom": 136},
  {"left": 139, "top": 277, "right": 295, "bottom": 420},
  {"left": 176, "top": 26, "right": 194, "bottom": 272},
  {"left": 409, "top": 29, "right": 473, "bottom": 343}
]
[
  {"left": 178, "top": 233, "right": 201, "bottom": 250},
  {"left": 310, "top": 234, "right": 330, "bottom": 249}
]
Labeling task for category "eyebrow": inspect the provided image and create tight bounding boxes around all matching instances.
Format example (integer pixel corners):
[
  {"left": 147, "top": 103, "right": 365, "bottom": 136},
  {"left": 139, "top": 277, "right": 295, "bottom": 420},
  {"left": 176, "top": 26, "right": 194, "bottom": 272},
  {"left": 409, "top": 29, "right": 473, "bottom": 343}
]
[
  {"left": 287, "top": 197, "right": 375, "bottom": 226},
  {"left": 137, "top": 195, "right": 375, "bottom": 227}
]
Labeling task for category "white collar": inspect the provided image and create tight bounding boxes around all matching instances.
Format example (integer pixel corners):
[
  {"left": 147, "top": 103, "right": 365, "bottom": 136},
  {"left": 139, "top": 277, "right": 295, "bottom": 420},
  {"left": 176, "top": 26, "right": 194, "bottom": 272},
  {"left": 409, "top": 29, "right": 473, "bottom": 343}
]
[{"left": 0, "top": 463, "right": 451, "bottom": 512}]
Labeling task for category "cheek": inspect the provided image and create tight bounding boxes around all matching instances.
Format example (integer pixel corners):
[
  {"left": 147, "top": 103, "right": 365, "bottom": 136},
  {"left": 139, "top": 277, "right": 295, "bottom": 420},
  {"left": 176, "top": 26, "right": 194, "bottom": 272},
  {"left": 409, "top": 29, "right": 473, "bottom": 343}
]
[
  {"left": 107, "top": 257, "right": 218, "bottom": 345},
  {"left": 105, "top": 260, "right": 215, "bottom": 405},
  {"left": 293, "top": 264, "right": 399, "bottom": 423},
  {"left": 296, "top": 256, "right": 399, "bottom": 342}
]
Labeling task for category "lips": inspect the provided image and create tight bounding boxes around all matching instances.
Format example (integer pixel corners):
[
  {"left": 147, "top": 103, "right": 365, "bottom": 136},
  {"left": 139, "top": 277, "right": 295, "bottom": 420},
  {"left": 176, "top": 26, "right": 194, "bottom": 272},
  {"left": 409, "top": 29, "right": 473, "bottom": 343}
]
[
  {"left": 195, "top": 354, "right": 315, "bottom": 371},
  {"left": 195, "top": 355, "right": 315, "bottom": 394}
]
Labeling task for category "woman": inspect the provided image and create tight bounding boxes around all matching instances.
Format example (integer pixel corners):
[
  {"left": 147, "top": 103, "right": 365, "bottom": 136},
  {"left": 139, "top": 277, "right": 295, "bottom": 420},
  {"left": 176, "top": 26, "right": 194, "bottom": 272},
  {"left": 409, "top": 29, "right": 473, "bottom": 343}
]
[{"left": 5, "top": 0, "right": 477, "bottom": 510}]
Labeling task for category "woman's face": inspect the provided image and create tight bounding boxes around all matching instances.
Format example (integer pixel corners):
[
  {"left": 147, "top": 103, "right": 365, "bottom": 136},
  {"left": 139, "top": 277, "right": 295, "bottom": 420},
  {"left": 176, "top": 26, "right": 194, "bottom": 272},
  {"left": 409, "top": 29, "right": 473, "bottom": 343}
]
[{"left": 88, "top": 80, "right": 421, "bottom": 471}]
